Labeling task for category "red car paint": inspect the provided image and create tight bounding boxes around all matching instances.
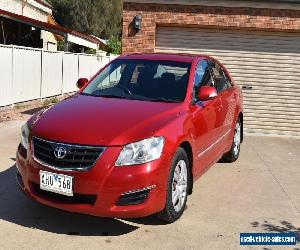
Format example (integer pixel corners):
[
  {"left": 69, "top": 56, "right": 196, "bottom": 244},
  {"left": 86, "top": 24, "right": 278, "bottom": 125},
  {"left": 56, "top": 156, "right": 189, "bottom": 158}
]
[{"left": 16, "top": 53, "right": 243, "bottom": 218}]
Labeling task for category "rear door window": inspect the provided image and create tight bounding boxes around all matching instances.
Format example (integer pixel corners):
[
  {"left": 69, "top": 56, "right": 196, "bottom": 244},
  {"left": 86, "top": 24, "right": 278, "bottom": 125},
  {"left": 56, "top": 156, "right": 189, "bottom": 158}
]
[{"left": 209, "top": 62, "right": 231, "bottom": 93}]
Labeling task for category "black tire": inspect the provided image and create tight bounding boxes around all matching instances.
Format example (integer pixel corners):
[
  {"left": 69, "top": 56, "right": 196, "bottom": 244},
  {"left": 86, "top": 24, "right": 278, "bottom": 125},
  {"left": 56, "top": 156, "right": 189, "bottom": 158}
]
[
  {"left": 157, "top": 148, "right": 190, "bottom": 223},
  {"left": 221, "top": 118, "right": 242, "bottom": 163}
]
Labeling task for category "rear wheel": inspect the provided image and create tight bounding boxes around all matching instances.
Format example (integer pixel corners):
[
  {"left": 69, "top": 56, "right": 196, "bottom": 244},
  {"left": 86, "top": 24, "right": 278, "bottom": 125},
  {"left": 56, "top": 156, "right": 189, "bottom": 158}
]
[
  {"left": 222, "top": 118, "right": 242, "bottom": 162},
  {"left": 157, "top": 148, "right": 190, "bottom": 223}
]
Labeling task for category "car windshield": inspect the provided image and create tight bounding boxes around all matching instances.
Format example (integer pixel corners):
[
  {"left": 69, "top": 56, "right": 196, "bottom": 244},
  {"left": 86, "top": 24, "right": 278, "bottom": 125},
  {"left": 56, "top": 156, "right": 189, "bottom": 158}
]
[{"left": 81, "top": 59, "right": 191, "bottom": 103}]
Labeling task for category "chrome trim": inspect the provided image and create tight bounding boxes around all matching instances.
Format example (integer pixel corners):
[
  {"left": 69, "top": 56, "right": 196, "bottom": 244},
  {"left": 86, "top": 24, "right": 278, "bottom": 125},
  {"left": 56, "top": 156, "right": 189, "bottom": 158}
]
[
  {"left": 197, "top": 129, "right": 232, "bottom": 158},
  {"left": 121, "top": 185, "right": 156, "bottom": 195},
  {"left": 32, "top": 137, "right": 106, "bottom": 172}
]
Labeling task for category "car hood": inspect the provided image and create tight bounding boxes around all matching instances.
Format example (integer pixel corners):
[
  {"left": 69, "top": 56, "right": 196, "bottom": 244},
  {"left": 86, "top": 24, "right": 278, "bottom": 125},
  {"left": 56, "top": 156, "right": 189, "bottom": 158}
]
[{"left": 31, "top": 95, "right": 185, "bottom": 146}]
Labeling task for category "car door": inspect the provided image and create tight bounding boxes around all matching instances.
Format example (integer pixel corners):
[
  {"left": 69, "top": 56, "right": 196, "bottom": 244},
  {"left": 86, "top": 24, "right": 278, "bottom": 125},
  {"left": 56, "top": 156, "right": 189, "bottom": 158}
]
[
  {"left": 210, "top": 61, "right": 237, "bottom": 149},
  {"left": 191, "top": 60, "right": 223, "bottom": 176}
]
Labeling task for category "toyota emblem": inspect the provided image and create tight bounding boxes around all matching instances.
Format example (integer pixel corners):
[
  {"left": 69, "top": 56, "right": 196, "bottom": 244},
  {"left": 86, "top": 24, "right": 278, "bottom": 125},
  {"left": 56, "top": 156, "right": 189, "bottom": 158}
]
[{"left": 54, "top": 146, "right": 67, "bottom": 159}]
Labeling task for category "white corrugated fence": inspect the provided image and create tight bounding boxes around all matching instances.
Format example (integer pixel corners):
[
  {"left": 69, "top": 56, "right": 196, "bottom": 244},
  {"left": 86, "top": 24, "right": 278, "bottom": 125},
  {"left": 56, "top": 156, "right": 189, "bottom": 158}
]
[{"left": 0, "top": 44, "right": 118, "bottom": 107}]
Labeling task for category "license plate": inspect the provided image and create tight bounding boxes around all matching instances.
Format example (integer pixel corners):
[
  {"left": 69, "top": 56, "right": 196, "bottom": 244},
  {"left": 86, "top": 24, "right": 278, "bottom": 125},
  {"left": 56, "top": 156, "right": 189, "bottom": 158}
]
[{"left": 40, "top": 171, "right": 73, "bottom": 196}]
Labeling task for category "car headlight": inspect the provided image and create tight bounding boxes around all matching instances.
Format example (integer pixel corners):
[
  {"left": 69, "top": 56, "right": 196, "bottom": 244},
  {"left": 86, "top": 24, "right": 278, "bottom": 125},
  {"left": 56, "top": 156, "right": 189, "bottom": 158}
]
[
  {"left": 115, "top": 137, "right": 164, "bottom": 166},
  {"left": 21, "top": 123, "right": 30, "bottom": 150}
]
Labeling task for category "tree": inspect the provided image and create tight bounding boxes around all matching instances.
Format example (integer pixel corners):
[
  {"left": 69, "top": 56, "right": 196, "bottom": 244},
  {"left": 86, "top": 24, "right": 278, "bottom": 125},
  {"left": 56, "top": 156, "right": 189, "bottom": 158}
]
[{"left": 48, "top": 0, "right": 122, "bottom": 39}]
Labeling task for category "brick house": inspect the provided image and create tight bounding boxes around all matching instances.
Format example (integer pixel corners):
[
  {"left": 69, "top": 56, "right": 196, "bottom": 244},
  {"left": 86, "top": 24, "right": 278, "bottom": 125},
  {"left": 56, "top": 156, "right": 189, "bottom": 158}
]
[{"left": 122, "top": 0, "right": 300, "bottom": 136}]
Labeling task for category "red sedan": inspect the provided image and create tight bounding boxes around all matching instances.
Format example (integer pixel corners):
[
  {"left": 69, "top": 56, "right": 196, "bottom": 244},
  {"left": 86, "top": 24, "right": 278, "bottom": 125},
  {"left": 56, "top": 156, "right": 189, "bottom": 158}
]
[{"left": 16, "top": 53, "right": 243, "bottom": 222}]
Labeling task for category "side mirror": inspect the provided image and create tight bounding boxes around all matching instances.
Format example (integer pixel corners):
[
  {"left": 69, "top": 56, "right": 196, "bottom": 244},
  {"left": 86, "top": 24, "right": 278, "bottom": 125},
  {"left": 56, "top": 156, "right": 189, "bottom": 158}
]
[
  {"left": 76, "top": 78, "right": 89, "bottom": 89},
  {"left": 197, "top": 86, "right": 217, "bottom": 101}
]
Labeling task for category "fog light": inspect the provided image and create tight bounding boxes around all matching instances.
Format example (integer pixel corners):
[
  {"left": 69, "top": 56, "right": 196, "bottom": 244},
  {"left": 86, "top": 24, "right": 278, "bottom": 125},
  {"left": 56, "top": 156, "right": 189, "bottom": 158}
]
[
  {"left": 18, "top": 143, "right": 27, "bottom": 159},
  {"left": 116, "top": 185, "right": 156, "bottom": 206}
]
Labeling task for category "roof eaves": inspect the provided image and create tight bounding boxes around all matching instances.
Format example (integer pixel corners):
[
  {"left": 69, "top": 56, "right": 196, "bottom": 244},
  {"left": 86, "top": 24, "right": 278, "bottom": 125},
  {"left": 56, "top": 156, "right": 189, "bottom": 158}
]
[
  {"left": 34, "top": 0, "right": 53, "bottom": 10},
  {"left": 0, "top": 8, "right": 106, "bottom": 47}
]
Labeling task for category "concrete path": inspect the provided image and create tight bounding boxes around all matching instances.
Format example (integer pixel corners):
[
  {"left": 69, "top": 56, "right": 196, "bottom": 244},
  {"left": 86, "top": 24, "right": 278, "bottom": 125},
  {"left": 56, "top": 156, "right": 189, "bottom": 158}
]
[{"left": 0, "top": 121, "right": 299, "bottom": 250}]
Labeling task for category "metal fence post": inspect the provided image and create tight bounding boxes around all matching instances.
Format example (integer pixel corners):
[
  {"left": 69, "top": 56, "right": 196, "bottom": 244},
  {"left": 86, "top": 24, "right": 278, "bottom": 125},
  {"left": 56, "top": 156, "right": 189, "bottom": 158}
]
[
  {"left": 61, "top": 52, "right": 64, "bottom": 97},
  {"left": 40, "top": 49, "right": 43, "bottom": 102},
  {"left": 78, "top": 54, "right": 80, "bottom": 80},
  {"left": 11, "top": 45, "right": 14, "bottom": 107}
]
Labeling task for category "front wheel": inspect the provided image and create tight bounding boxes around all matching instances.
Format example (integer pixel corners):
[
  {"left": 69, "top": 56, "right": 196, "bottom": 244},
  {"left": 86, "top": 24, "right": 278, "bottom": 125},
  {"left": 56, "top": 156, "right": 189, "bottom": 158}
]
[
  {"left": 221, "top": 118, "right": 242, "bottom": 162},
  {"left": 157, "top": 148, "right": 190, "bottom": 223}
]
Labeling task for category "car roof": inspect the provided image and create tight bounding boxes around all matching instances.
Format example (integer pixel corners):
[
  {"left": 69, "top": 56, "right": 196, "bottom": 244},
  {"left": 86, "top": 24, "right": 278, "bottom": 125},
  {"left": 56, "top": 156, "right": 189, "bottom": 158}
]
[{"left": 118, "top": 53, "right": 211, "bottom": 63}]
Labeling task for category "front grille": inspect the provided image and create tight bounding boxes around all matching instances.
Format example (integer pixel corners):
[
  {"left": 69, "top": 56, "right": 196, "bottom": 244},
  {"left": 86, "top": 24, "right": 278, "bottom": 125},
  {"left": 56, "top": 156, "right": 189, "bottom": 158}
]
[
  {"left": 32, "top": 183, "right": 97, "bottom": 205},
  {"left": 33, "top": 137, "right": 105, "bottom": 171}
]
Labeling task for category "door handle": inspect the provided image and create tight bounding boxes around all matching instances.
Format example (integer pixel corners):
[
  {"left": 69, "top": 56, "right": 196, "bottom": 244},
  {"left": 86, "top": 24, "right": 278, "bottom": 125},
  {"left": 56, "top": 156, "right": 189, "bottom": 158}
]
[{"left": 242, "top": 85, "right": 253, "bottom": 90}]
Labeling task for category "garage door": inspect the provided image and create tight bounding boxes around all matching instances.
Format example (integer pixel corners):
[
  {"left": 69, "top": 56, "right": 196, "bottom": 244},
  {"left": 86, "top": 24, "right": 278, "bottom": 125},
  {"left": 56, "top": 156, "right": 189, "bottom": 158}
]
[{"left": 156, "top": 27, "right": 300, "bottom": 137}]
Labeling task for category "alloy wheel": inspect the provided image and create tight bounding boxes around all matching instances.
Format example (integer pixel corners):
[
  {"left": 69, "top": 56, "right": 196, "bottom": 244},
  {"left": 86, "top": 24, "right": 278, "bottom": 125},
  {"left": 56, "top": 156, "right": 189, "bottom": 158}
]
[
  {"left": 172, "top": 160, "right": 188, "bottom": 212},
  {"left": 233, "top": 122, "right": 241, "bottom": 156}
]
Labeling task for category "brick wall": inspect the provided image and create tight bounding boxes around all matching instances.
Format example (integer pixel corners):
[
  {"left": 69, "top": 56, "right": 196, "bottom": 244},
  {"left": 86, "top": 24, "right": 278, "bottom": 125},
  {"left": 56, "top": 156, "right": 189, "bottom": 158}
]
[{"left": 122, "top": 2, "right": 300, "bottom": 54}]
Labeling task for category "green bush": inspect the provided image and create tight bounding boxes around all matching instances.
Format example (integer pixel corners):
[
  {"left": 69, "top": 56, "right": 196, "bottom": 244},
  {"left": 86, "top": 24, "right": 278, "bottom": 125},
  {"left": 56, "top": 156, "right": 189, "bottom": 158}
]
[
  {"left": 106, "top": 37, "right": 121, "bottom": 55},
  {"left": 43, "top": 97, "right": 59, "bottom": 106}
]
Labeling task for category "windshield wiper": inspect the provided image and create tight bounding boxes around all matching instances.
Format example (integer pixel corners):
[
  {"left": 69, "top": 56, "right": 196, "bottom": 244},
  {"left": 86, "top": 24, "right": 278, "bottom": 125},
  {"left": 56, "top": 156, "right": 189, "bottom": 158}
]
[
  {"left": 81, "top": 93, "right": 181, "bottom": 103},
  {"left": 146, "top": 97, "right": 181, "bottom": 103},
  {"left": 80, "top": 92, "right": 126, "bottom": 99},
  {"left": 98, "top": 94, "right": 130, "bottom": 99},
  {"left": 80, "top": 92, "right": 95, "bottom": 96}
]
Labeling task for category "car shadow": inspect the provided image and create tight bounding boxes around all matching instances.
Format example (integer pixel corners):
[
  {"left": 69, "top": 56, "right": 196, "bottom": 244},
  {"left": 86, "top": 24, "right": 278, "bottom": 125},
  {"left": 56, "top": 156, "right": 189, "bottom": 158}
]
[
  {"left": 0, "top": 164, "right": 139, "bottom": 236},
  {"left": 125, "top": 216, "right": 168, "bottom": 226},
  {"left": 251, "top": 220, "right": 300, "bottom": 249}
]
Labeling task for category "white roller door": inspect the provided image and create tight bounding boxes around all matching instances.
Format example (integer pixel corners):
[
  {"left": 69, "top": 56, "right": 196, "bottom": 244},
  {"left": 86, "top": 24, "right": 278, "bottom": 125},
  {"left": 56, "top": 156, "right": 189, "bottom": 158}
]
[{"left": 156, "top": 27, "right": 300, "bottom": 136}]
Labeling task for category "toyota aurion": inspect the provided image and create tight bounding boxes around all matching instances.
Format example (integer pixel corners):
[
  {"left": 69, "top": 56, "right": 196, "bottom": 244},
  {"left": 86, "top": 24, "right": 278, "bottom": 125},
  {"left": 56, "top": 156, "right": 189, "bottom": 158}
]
[{"left": 16, "top": 53, "right": 243, "bottom": 222}]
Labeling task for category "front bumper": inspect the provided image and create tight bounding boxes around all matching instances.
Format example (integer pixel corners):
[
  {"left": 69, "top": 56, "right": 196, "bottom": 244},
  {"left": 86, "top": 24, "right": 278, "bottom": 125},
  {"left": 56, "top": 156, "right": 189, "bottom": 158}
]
[{"left": 16, "top": 143, "right": 171, "bottom": 218}]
